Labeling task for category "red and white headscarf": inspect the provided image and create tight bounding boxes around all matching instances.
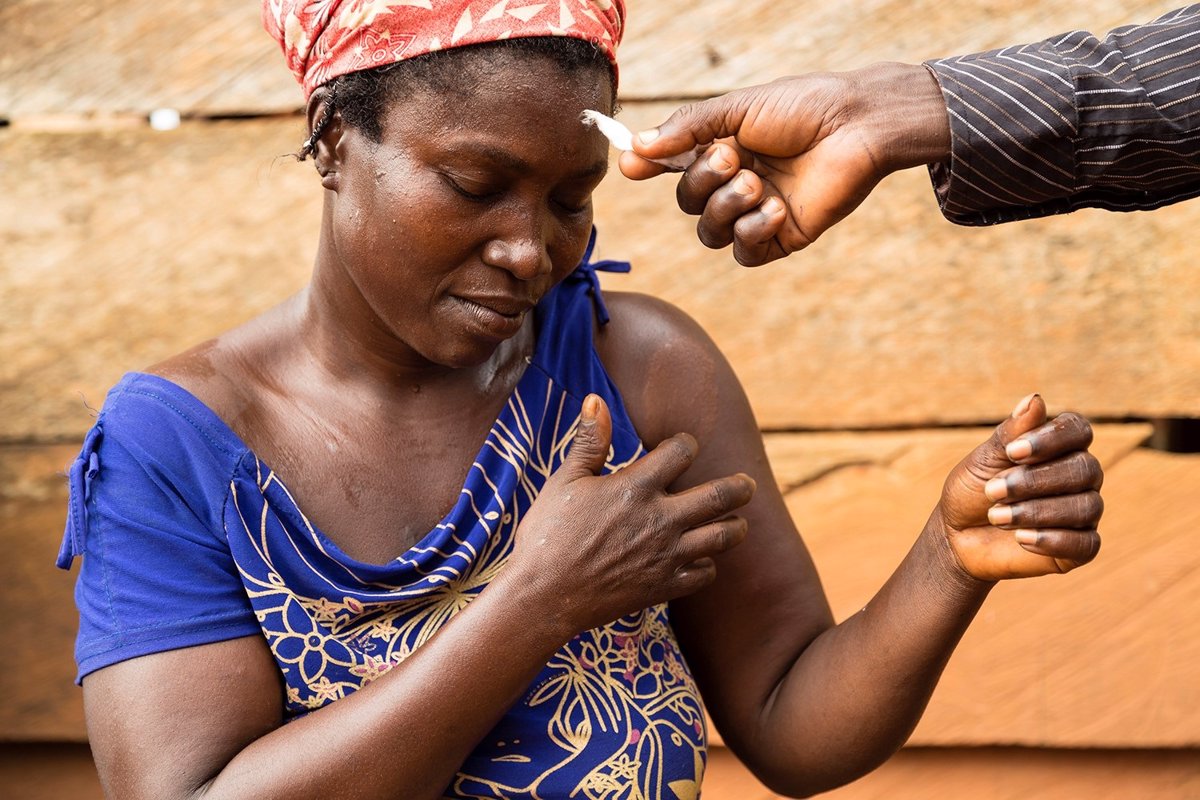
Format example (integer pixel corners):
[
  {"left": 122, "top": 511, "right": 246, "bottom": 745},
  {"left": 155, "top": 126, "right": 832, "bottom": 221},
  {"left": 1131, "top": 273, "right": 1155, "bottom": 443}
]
[{"left": 264, "top": 0, "right": 627, "bottom": 100}]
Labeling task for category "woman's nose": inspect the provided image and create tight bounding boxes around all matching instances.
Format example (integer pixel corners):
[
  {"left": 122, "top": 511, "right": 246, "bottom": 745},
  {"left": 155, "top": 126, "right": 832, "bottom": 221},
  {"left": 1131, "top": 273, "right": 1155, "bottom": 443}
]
[{"left": 482, "top": 213, "right": 553, "bottom": 281}]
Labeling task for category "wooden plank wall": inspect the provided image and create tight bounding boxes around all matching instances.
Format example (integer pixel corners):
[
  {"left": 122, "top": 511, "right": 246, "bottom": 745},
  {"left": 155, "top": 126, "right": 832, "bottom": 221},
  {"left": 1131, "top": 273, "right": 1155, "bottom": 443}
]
[{"left": 3, "top": 1, "right": 1198, "bottom": 797}]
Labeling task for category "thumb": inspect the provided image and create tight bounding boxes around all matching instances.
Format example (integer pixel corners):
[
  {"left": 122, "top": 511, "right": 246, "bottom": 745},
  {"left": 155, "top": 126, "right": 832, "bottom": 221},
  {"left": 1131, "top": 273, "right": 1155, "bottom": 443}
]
[
  {"left": 632, "top": 93, "right": 749, "bottom": 159},
  {"left": 559, "top": 394, "right": 613, "bottom": 481},
  {"left": 976, "top": 393, "right": 1047, "bottom": 472},
  {"left": 940, "top": 393, "right": 1047, "bottom": 530}
]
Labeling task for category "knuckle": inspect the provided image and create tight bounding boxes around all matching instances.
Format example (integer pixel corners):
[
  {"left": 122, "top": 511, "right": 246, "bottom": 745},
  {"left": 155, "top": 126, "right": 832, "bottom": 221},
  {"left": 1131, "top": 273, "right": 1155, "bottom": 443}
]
[
  {"left": 695, "top": 558, "right": 718, "bottom": 585},
  {"left": 696, "top": 219, "right": 730, "bottom": 250},
  {"left": 670, "top": 434, "right": 698, "bottom": 464},
  {"left": 707, "top": 481, "right": 730, "bottom": 512},
  {"left": 1075, "top": 531, "right": 1102, "bottom": 564},
  {"left": 732, "top": 214, "right": 762, "bottom": 244},
  {"left": 777, "top": 226, "right": 812, "bottom": 253},
  {"left": 1081, "top": 453, "right": 1104, "bottom": 487},
  {"left": 671, "top": 101, "right": 701, "bottom": 126},
  {"left": 727, "top": 516, "right": 749, "bottom": 545},
  {"left": 711, "top": 523, "right": 731, "bottom": 552},
  {"left": 733, "top": 243, "right": 765, "bottom": 267},
  {"left": 571, "top": 426, "right": 595, "bottom": 451},
  {"left": 1064, "top": 451, "right": 1101, "bottom": 489},
  {"left": 676, "top": 178, "right": 704, "bottom": 215},
  {"left": 1064, "top": 453, "right": 1089, "bottom": 486},
  {"left": 1057, "top": 412, "right": 1093, "bottom": 444},
  {"left": 1007, "top": 466, "right": 1034, "bottom": 497},
  {"left": 623, "top": 465, "right": 655, "bottom": 496}
]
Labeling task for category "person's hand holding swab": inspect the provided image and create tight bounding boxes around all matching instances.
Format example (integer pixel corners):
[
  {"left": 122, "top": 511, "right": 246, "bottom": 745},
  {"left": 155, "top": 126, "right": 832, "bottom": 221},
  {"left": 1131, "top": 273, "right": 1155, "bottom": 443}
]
[{"left": 618, "top": 63, "right": 950, "bottom": 266}]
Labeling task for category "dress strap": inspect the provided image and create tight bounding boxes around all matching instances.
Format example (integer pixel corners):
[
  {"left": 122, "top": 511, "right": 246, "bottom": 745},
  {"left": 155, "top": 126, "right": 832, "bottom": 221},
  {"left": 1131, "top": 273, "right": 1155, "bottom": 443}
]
[{"left": 565, "top": 226, "right": 631, "bottom": 325}]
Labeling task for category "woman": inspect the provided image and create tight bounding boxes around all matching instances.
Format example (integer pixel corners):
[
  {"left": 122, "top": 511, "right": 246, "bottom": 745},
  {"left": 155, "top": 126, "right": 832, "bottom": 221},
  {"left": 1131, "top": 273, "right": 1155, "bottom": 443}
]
[{"left": 57, "top": 2, "right": 1104, "bottom": 798}]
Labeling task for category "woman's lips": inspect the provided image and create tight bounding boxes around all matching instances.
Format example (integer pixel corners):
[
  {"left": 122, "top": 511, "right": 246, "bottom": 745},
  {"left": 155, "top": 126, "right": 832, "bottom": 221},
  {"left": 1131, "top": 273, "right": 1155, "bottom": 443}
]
[{"left": 451, "top": 295, "right": 531, "bottom": 338}]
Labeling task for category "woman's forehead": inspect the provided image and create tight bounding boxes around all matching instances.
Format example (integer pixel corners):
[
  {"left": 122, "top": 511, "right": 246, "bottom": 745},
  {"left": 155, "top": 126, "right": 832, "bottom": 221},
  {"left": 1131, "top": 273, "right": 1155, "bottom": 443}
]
[
  {"left": 384, "top": 55, "right": 615, "bottom": 140},
  {"left": 425, "top": 48, "right": 613, "bottom": 108}
]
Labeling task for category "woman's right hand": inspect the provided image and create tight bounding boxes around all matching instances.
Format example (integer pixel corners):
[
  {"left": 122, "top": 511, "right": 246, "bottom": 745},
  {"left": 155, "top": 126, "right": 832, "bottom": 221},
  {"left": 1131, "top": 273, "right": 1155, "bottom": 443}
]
[{"left": 511, "top": 394, "right": 756, "bottom": 633}]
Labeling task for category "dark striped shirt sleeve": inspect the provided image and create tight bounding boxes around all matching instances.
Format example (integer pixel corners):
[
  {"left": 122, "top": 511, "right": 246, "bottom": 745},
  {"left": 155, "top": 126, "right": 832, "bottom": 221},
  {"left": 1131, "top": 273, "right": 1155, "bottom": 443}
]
[{"left": 923, "top": 4, "right": 1200, "bottom": 225}]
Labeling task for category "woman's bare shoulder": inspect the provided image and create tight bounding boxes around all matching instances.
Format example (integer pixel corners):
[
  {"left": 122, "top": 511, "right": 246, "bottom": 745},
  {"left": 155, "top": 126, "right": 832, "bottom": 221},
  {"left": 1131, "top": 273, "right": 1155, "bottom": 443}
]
[
  {"left": 146, "top": 299, "right": 298, "bottom": 426},
  {"left": 594, "top": 290, "right": 741, "bottom": 451}
]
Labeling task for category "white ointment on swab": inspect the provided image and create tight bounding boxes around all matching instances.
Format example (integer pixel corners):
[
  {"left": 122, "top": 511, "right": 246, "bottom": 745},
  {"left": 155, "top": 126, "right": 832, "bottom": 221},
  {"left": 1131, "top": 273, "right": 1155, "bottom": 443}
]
[{"left": 581, "top": 110, "right": 702, "bottom": 172}]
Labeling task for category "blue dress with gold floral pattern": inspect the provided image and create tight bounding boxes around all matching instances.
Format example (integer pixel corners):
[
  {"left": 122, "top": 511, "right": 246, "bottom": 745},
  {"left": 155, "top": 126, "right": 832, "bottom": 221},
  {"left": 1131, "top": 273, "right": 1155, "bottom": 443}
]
[{"left": 58, "top": 241, "right": 708, "bottom": 800}]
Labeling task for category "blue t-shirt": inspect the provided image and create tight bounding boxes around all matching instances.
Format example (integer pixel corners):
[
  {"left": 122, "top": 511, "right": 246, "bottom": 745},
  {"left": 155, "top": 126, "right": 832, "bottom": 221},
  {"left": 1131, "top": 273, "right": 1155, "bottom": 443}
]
[{"left": 57, "top": 242, "right": 708, "bottom": 798}]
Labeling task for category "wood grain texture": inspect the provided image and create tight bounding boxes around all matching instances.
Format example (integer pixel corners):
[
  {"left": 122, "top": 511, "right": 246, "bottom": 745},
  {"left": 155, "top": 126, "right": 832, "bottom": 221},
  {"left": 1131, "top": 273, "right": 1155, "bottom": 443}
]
[
  {"left": 4, "top": 743, "right": 1199, "bottom": 800},
  {"left": 0, "top": 0, "right": 296, "bottom": 119},
  {"left": 703, "top": 746, "right": 1200, "bottom": 800},
  {"left": 0, "top": 444, "right": 87, "bottom": 741},
  {"left": 0, "top": 744, "right": 104, "bottom": 800},
  {"left": 598, "top": 104, "right": 1200, "bottom": 430},
  {"left": 0, "top": 121, "right": 318, "bottom": 442},
  {"left": 4, "top": 116, "right": 1200, "bottom": 439},
  {"left": 772, "top": 424, "right": 1200, "bottom": 748},
  {"left": 7, "top": 425, "right": 1197, "bottom": 750},
  {"left": 4, "top": 748, "right": 1195, "bottom": 800},
  {"left": 0, "top": 0, "right": 1174, "bottom": 117}
]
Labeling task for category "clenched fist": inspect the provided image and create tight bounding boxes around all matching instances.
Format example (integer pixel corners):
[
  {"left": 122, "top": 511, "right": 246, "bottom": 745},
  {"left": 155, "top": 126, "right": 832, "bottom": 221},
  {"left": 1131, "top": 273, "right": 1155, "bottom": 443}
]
[{"left": 936, "top": 393, "right": 1103, "bottom": 581}]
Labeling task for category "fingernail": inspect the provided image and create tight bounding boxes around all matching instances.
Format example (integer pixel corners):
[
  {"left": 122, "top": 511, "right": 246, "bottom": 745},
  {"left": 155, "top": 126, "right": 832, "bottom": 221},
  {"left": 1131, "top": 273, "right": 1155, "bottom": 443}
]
[
  {"left": 733, "top": 173, "right": 754, "bottom": 195},
  {"left": 637, "top": 128, "right": 660, "bottom": 145},
  {"left": 582, "top": 394, "right": 599, "bottom": 421},
  {"left": 1006, "top": 439, "right": 1033, "bottom": 461},
  {"left": 708, "top": 148, "right": 732, "bottom": 171},
  {"left": 988, "top": 505, "right": 1013, "bottom": 526},
  {"left": 985, "top": 477, "right": 1008, "bottom": 501},
  {"left": 1014, "top": 529, "right": 1038, "bottom": 546},
  {"left": 762, "top": 197, "right": 784, "bottom": 215},
  {"left": 1012, "top": 393, "right": 1038, "bottom": 418}
]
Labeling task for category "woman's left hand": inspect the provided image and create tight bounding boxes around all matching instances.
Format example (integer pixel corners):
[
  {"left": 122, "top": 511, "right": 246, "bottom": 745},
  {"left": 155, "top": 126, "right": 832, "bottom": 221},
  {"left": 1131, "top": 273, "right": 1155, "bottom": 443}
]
[{"left": 936, "top": 393, "right": 1104, "bottom": 581}]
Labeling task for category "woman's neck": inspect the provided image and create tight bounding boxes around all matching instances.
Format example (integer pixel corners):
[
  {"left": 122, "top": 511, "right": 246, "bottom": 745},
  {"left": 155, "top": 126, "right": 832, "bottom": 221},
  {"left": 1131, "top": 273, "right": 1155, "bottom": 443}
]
[{"left": 294, "top": 260, "right": 534, "bottom": 403}]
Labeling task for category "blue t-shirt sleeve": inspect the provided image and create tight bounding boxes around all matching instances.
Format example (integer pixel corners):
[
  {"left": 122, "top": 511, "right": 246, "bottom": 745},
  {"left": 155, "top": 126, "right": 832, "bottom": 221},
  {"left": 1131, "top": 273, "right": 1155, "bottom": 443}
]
[{"left": 58, "top": 377, "right": 263, "bottom": 683}]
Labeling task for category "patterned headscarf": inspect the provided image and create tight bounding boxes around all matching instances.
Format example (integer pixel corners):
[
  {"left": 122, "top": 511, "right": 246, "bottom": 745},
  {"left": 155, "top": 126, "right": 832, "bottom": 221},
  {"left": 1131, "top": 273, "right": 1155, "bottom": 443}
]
[{"left": 264, "top": 0, "right": 627, "bottom": 100}]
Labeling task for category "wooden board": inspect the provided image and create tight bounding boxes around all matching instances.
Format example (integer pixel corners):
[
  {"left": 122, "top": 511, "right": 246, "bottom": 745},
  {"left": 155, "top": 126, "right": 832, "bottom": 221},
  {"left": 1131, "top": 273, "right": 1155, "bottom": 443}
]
[
  {"left": 600, "top": 104, "right": 1200, "bottom": 430},
  {"left": 7, "top": 424, "right": 1198, "bottom": 750},
  {"left": 703, "top": 746, "right": 1200, "bottom": 800},
  {"left": 4, "top": 118, "right": 1200, "bottom": 439},
  {"left": 0, "top": 744, "right": 104, "bottom": 800},
  {"left": 0, "top": 445, "right": 87, "bottom": 741},
  {"left": 4, "top": 743, "right": 1199, "bottom": 800},
  {"left": 771, "top": 424, "right": 1200, "bottom": 748},
  {"left": 0, "top": 121, "right": 318, "bottom": 443},
  {"left": 0, "top": 0, "right": 297, "bottom": 119},
  {"left": 0, "top": 0, "right": 1174, "bottom": 117},
  {"left": 618, "top": 0, "right": 1175, "bottom": 100}
]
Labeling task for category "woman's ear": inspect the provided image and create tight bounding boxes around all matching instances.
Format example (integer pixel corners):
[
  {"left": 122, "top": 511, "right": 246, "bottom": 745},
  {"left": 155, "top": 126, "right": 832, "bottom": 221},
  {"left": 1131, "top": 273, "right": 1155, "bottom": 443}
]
[{"left": 305, "top": 87, "right": 344, "bottom": 192}]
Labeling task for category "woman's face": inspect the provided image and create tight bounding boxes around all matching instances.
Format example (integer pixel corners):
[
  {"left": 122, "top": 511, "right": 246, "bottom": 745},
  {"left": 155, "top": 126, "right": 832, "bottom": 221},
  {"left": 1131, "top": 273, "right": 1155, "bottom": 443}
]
[{"left": 322, "top": 52, "right": 614, "bottom": 369}]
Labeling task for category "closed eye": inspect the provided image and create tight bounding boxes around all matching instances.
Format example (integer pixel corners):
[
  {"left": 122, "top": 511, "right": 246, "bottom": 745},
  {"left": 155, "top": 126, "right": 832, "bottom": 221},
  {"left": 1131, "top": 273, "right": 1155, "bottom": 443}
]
[
  {"left": 555, "top": 196, "right": 592, "bottom": 215},
  {"left": 442, "top": 172, "right": 501, "bottom": 203}
]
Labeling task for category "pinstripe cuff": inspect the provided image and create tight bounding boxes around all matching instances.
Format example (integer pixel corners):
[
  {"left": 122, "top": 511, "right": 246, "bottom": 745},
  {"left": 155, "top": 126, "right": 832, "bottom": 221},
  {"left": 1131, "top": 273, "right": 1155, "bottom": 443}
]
[{"left": 924, "top": 45, "right": 1078, "bottom": 226}]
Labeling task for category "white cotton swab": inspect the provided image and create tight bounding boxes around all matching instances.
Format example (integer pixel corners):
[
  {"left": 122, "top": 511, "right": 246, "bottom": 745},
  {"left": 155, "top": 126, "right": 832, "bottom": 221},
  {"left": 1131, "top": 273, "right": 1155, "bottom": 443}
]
[{"left": 581, "top": 110, "right": 702, "bottom": 172}]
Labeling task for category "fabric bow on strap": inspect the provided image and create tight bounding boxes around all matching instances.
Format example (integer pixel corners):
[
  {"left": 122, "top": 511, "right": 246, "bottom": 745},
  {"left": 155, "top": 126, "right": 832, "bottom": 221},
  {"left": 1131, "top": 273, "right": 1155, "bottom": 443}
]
[{"left": 568, "top": 226, "right": 631, "bottom": 326}]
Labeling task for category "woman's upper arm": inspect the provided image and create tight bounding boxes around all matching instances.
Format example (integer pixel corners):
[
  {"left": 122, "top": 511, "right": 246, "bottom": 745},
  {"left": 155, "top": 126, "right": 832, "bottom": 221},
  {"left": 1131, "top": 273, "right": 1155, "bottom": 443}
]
[
  {"left": 597, "top": 292, "right": 834, "bottom": 750},
  {"left": 62, "top": 383, "right": 281, "bottom": 797},
  {"left": 84, "top": 636, "right": 283, "bottom": 800}
]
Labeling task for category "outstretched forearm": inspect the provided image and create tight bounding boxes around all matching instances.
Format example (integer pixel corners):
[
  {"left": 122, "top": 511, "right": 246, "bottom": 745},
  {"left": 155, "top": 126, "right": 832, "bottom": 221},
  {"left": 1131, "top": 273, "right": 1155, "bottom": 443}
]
[
  {"left": 194, "top": 569, "right": 569, "bottom": 800},
  {"left": 747, "top": 510, "right": 990, "bottom": 796},
  {"left": 84, "top": 565, "right": 573, "bottom": 800},
  {"left": 728, "top": 398, "right": 1100, "bottom": 797}
]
